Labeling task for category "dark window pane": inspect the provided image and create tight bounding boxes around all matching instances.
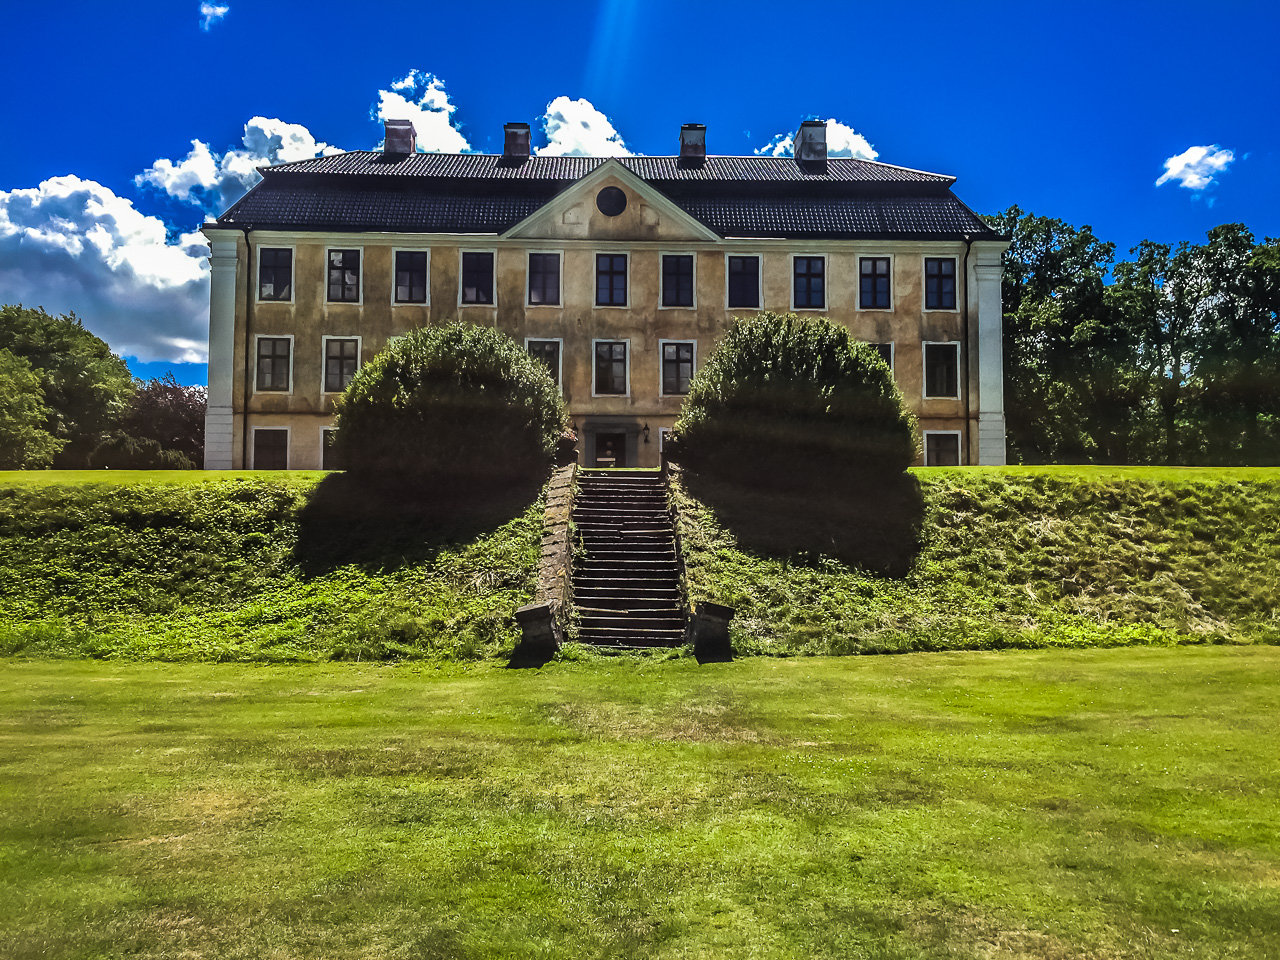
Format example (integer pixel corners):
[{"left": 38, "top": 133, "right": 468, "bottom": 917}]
[
  {"left": 596, "top": 254, "right": 627, "bottom": 306},
  {"left": 527, "top": 340, "right": 560, "bottom": 386},
  {"left": 395, "top": 251, "right": 428, "bottom": 303},
  {"left": 528, "top": 253, "right": 560, "bottom": 305},
  {"left": 925, "top": 257, "right": 957, "bottom": 310},
  {"left": 253, "top": 429, "right": 289, "bottom": 470},
  {"left": 727, "top": 256, "right": 760, "bottom": 308},
  {"left": 595, "top": 341, "right": 627, "bottom": 394},
  {"left": 924, "top": 343, "right": 960, "bottom": 398},
  {"left": 255, "top": 338, "right": 291, "bottom": 391},
  {"left": 325, "top": 338, "right": 360, "bottom": 392},
  {"left": 322, "top": 430, "right": 343, "bottom": 470},
  {"left": 662, "top": 255, "right": 694, "bottom": 307},
  {"left": 461, "top": 251, "right": 494, "bottom": 304},
  {"left": 794, "top": 257, "right": 825, "bottom": 308},
  {"left": 662, "top": 341, "right": 695, "bottom": 395},
  {"left": 327, "top": 249, "right": 360, "bottom": 302},
  {"left": 870, "top": 342, "right": 894, "bottom": 369},
  {"left": 926, "top": 433, "right": 961, "bottom": 466},
  {"left": 860, "top": 257, "right": 891, "bottom": 309},
  {"left": 259, "top": 248, "right": 292, "bottom": 301}
]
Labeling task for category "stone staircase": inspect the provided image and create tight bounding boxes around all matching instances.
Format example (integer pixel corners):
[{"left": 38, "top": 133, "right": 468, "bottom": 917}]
[{"left": 571, "top": 470, "right": 686, "bottom": 647}]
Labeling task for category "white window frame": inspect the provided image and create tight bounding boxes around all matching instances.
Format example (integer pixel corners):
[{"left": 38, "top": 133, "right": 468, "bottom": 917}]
[
  {"left": 659, "top": 251, "right": 697, "bottom": 310},
  {"left": 922, "top": 340, "right": 962, "bottom": 400},
  {"left": 252, "top": 333, "right": 295, "bottom": 396},
  {"left": 923, "top": 430, "right": 963, "bottom": 467},
  {"left": 319, "top": 426, "right": 340, "bottom": 471},
  {"left": 324, "top": 246, "right": 364, "bottom": 306},
  {"left": 922, "top": 254, "right": 961, "bottom": 313},
  {"left": 867, "top": 340, "right": 895, "bottom": 373},
  {"left": 255, "top": 244, "right": 296, "bottom": 305},
  {"left": 591, "top": 337, "right": 631, "bottom": 398},
  {"left": 458, "top": 248, "right": 498, "bottom": 308},
  {"left": 320, "top": 335, "right": 363, "bottom": 396},
  {"left": 390, "top": 247, "right": 431, "bottom": 306},
  {"left": 593, "top": 250, "right": 630, "bottom": 309},
  {"left": 250, "top": 425, "right": 291, "bottom": 470},
  {"left": 525, "top": 250, "right": 564, "bottom": 308},
  {"left": 790, "top": 253, "right": 828, "bottom": 311},
  {"left": 724, "top": 252, "right": 764, "bottom": 311},
  {"left": 658, "top": 338, "right": 697, "bottom": 397},
  {"left": 524, "top": 336, "right": 565, "bottom": 395},
  {"left": 658, "top": 427, "right": 673, "bottom": 452},
  {"left": 856, "top": 253, "right": 895, "bottom": 312}
]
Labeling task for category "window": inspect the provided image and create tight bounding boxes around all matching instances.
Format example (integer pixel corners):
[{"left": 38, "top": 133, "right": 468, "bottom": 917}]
[
  {"left": 258, "top": 248, "right": 292, "bottom": 301},
  {"left": 860, "top": 257, "right": 891, "bottom": 309},
  {"left": 528, "top": 253, "right": 560, "bottom": 305},
  {"left": 252, "top": 428, "right": 288, "bottom": 470},
  {"left": 394, "top": 251, "right": 428, "bottom": 304},
  {"left": 461, "top": 251, "right": 494, "bottom": 304},
  {"left": 321, "top": 428, "right": 342, "bottom": 471},
  {"left": 327, "top": 249, "right": 360, "bottom": 302},
  {"left": 870, "top": 342, "right": 894, "bottom": 370},
  {"left": 925, "top": 257, "right": 957, "bottom": 310},
  {"left": 662, "top": 255, "right": 694, "bottom": 307},
  {"left": 526, "top": 339, "right": 561, "bottom": 387},
  {"left": 324, "top": 338, "right": 360, "bottom": 393},
  {"left": 925, "top": 432, "right": 961, "bottom": 466},
  {"left": 594, "top": 341, "right": 628, "bottom": 395},
  {"left": 255, "top": 337, "right": 291, "bottom": 391},
  {"left": 923, "top": 342, "right": 960, "bottom": 398},
  {"left": 661, "top": 341, "right": 695, "bottom": 395},
  {"left": 793, "top": 256, "right": 825, "bottom": 309},
  {"left": 658, "top": 428, "right": 672, "bottom": 452},
  {"left": 596, "top": 254, "right": 627, "bottom": 306},
  {"left": 727, "top": 255, "right": 760, "bottom": 309}
]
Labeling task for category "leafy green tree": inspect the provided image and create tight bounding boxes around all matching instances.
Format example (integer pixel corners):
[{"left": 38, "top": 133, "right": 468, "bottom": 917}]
[
  {"left": 119, "top": 374, "right": 207, "bottom": 466},
  {"left": 0, "top": 348, "right": 65, "bottom": 468},
  {"left": 0, "top": 305, "right": 134, "bottom": 467}
]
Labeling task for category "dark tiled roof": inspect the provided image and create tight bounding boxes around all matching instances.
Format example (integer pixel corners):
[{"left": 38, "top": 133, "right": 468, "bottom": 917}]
[
  {"left": 676, "top": 195, "right": 993, "bottom": 239},
  {"left": 263, "top": 151, "right": 955, "bottom": 184}
]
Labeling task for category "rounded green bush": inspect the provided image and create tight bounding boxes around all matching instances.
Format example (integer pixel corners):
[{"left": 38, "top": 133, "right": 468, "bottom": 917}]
[
  {"left": 332, "top": 323, "right": 566, "bottom": 489},
  {"left": 671, "top": 312, "right": 919, "bottom": 486}
]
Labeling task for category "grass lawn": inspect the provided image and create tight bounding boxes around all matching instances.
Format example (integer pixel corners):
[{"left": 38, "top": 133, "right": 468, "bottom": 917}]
[{"left": 2, "top": 647, "right": 1277, "bottom": 959}]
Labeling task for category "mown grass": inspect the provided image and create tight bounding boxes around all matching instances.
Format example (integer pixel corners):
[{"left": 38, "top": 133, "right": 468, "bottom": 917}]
[
  {"left": 1, "top": 649, "right": 1277, "bottom": 959},
  {"left": 674, "top": 467, "right": 1280, "bottom": 655}
]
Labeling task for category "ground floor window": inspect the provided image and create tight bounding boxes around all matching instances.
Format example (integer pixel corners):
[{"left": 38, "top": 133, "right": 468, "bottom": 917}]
[
  {"left": 526, "top": 339, "right": 561, "bottom": 387},
  {"left": 870, "top": 342, "right": 894, "bottom": 370},
  {"left": 924, "top": 431, "right": 961, "bottom": 466},
  {"left": 321, "top": 428, "right": 341, "bottom": 470},
  {"left": 253, "top": 428, "right": 289, "bottom": 470}
]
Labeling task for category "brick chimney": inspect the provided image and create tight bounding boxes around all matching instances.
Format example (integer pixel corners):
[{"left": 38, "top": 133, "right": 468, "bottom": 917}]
[
  {"left": 679, "top": 123, "right": 706, "bottom": 164},
  {"left": 794, "top": 120, "right": 827, "bottom": 167},
  {"left": 383, "top": 119, "right": 416, "bottom": 155},
  {"left": 504, "top": 122, "right": 531, "bottom": 160}
]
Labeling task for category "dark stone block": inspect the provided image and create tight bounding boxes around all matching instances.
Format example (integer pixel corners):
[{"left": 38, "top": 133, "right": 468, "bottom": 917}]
[{"left": 692, "top": 601, "right": 735, "bottom": 662}]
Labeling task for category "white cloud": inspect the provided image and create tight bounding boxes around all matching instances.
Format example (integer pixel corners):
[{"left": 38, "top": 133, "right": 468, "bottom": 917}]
[
  {"left": 1155, "top": 144, "right": 1236, "bottom": 191},
  {"left": 755, "top": 119, "right": 878, "bottom": 160},
  {"left": 536, "top": 97, "right": 634, "bottom": 157},
  {"left": 199, "top": 2, "right": 228, "bottom": 30},
  {"left": 136, "top": 117, "right": 342, "bottom": 214},
  {"left": 0, "top": 176, "right": 210, "bottom": 362},
  {"left": 373, "top": 70, "right": 471, "bottom": 153}
]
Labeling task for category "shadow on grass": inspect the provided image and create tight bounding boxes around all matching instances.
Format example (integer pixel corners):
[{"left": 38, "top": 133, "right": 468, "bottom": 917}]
[
  {"left": 680, "top": 467, "right": 925, "bottom": 577},
  {"left": 293, "top": 472, "right": 544, "bottom": 576}
]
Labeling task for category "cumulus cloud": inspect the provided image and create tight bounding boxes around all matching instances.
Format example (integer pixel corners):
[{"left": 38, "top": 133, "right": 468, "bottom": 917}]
[
  {"left": 0, "top": 176, "right": 209, "bottom": 362},
  {"left": 136, "top": 117, "right": 342, "bottom": 214},
  {"left": 1155, "top": 144, "right": 1236, "bottom": 191},
  {"left": 536, "top": 97, "right": 635, "bottom": 157},
  {"left": 373, "top": 70, "right": 471, "bottom": 153},
  {"left": 199, "top": 2, "right": 228, "bottom": 30},
  {"left": 756, "top": 119, "right": 878, "bottom": 160}
]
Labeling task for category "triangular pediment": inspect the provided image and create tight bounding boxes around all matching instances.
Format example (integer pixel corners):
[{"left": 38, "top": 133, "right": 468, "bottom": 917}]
[{"left": 502, "top": 159, "right": 720, "bottom": 242}]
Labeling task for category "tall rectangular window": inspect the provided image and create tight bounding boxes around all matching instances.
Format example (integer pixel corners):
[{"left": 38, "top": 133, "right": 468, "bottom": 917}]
[
  {"left": 870, "top": 342, "right": 894, "bottom": 370},
  {"left": 461, "top": 251, "right": 494, "bottom": 304},
  {"left": 596, "top": 254, "right": 627, "bottom": 306},
  {"left": 594, "top": 341, "right": 628, "bottom": 395},
  {"left": 258, "top": 248, "right": 292, "bottom": 301},
  {"left": 321, "top": 429, "right": 342, "bottom": 471},
  {"left": 727, "top": 255, "right": 760, "bottom": 309},
  {"left": 925, "top": 257, "right": 957, "bottom": 310},
  {"left": 253, "top": 429, "right": 289, "bottom": 470},
  {"left": 527, "top": 340, "right": 561, "bottom": 387},
  {"left": 860, "top": 257, "right": 891, "bottom": 309},
  {"left": 662, "top": 255, "right": 694, "bottom": 307},
  {"left": 793, "top": 256, "right": 825, "bottom": 309},
  {"left": 394, "top": 251, "right": 428, "bottom": 303},
  {"left": 661, "top": 341, "right": 695, "bottom": 395},
  {"left": 255, "top": 337, "right": 291, "bottom": 391},
  {"left": 327, "top": 249, "right": 360, "bottom": 302},
  {"left": 528, "top": 253, "right": 560, "bottom": 305},
  {"left": 923, "top": 342, "right": 960, "bottom": 398},
  {"left": 925, "top": 433, "right": 961, "bottom": 466},
  {"left": 324, "top": 338, "right": 360, "bottom": 393}
]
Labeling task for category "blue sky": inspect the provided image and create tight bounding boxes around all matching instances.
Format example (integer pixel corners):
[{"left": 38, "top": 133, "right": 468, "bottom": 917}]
[{"left": 2, "top": 0, "right": 1277, "bottom": 386}]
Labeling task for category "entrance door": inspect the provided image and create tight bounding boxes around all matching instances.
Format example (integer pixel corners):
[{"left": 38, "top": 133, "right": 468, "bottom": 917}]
[{"left": 593, "top": 432, "right": 626, "bottom": 468}]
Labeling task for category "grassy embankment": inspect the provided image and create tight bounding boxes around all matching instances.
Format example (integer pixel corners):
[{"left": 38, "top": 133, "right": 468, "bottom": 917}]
[
  {"left": 2, "top": 649, "right": 1278, "bottom": 958},
  {"left": 1, "top": 466, "right": 1277, "bottom": 661}
]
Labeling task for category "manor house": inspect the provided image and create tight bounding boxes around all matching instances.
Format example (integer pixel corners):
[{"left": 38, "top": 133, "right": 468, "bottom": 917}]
[{"left": 200, "top": 119, "right": 1008, "bottom": 470}]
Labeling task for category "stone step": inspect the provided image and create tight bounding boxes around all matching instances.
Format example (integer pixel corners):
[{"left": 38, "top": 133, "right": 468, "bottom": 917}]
[{"left": 576, "top": 626, "right": 686, "bottom": 646}]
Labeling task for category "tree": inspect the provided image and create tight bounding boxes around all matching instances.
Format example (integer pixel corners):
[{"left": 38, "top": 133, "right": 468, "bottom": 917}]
[
  {"left": 0, "top": 305, "right": 134, "bottom": 467},
  {"left": 0, "top": 348, "right": 64, "bottom": 468},
  {"left": 120, "top": 373, "right": 207, "bottom": 466}
]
